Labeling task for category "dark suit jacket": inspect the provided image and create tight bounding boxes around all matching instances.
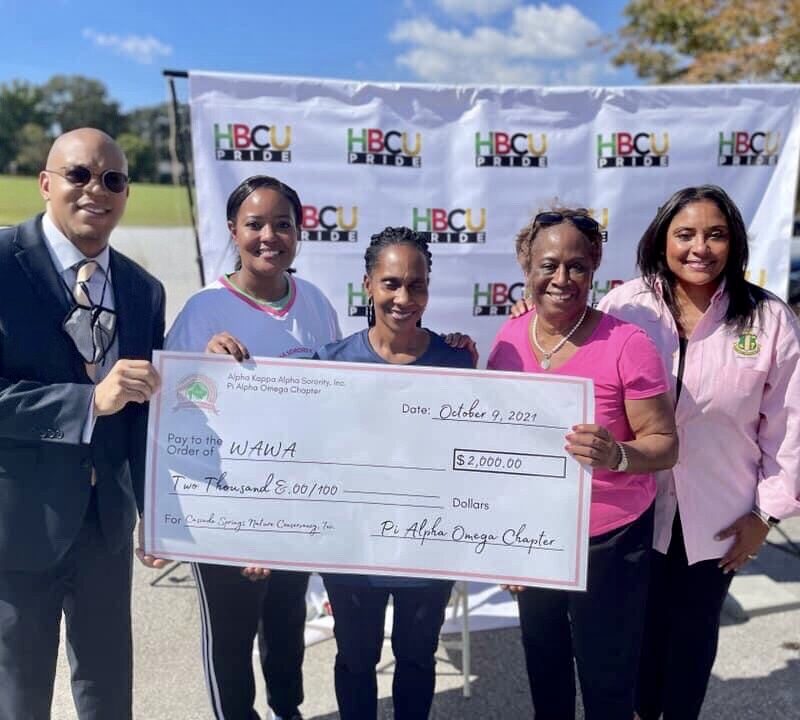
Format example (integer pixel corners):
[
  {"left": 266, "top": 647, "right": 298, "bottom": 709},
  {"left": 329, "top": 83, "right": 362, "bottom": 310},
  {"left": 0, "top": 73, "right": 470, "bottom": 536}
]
[{"left": 0, "top": 215, "right": 165, "bottom": 572}]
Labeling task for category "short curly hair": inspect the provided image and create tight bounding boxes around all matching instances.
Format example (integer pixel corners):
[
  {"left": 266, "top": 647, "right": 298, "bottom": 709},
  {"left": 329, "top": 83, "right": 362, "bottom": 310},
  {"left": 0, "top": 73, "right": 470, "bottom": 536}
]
[{"left": 515, "top": 208, "right": 603, "bottom": 276}]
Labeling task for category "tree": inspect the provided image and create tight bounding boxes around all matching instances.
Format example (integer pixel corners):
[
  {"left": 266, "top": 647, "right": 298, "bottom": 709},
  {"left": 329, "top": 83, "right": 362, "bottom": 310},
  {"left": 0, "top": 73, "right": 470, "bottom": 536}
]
[
  {"left": 13, "top": 123, "right": 51, "bottom": 174},
  {"left": 116, "top": 132, "right": 156, "bottom": 183},
  {"left": 126, "top": 104, "right": 172, "bottom": 183},
  {"left": 41, "top": 75, "right": 123, "bottom": 136},
  {"left": 127, "top": 102, "right": 193, "bottom": 184},
  {"left": 610, "top": 0, "right": 800, "bottom": 83},
  {"left": 0, "top": 81, "right": 48, "bottom": 172}
]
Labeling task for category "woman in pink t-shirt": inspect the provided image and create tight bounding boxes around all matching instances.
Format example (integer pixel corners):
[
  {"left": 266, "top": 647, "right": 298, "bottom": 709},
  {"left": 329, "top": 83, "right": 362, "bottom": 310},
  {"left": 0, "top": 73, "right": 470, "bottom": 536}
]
[{"left": 487, "top": 208, "right": 677, "bottom": 720}]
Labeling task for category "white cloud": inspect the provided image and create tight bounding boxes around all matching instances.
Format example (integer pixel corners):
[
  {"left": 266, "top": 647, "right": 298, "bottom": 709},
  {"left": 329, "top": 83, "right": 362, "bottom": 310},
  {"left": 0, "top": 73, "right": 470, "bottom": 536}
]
[
  {"left": 435, "top": 0, "right": 520, "bottom": 18},
  {"left": 391, "top": 3, "right": 609, "bottom": 85},
  {"left": 82, "top": 28, "right": 173, "bottom": 65}
]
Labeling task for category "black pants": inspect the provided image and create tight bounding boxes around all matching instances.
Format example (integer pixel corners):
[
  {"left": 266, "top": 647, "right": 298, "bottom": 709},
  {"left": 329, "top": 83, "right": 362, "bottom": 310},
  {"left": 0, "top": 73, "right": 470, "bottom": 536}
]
[
  {"left": 192, "top": 564, "right": 309, "bottom": 719},
  {"left": 324, "top": 579, "right": 453, "bottom": 720},
  {"left": 0, "top": 490, "right": 133, "bottom": 720},
  {"left": 517, "top": 504, "right": 654, "bottom": 720},
  {"left": 636, "top": 515, "right": 734, "bottom": 720}
]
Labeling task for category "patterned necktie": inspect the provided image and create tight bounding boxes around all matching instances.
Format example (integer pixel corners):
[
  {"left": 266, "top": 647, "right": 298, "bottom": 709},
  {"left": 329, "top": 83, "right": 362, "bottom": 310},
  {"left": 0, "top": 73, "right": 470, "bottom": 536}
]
[
  {"left": 73, "top": 260, "right": 98, "bottom": 307},
  {"left": 72, "top": 260, "right": 100, "bottom": 380}
]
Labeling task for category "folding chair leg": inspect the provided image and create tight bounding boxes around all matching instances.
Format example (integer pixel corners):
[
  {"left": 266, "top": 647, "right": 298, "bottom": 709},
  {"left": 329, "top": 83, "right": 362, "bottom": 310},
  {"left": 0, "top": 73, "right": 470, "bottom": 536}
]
[{"left": 460, "top": 582, "right": 471, "bottom": 698}]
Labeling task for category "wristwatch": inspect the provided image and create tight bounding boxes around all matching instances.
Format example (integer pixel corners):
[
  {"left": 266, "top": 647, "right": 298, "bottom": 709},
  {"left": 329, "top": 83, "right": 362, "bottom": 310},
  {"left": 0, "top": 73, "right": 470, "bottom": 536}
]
[
  {"left": 753, "top": 506, "right": 780, "bottom": 527},
  {"left": 611, "top": 442, "right": 629, "bottom": 473}
]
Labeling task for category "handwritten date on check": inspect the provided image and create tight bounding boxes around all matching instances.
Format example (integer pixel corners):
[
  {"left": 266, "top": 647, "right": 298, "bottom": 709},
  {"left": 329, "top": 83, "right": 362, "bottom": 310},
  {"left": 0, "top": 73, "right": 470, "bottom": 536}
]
[{"left": 145, "top": 352, "right": 594, "bottom": 590}]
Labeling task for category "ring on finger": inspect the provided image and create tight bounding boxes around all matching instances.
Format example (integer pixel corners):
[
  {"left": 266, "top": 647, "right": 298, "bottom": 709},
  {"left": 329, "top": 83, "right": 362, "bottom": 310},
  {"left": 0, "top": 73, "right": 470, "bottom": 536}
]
[{"left": 747, "top": 553, "right": 758, "bottom": 560}]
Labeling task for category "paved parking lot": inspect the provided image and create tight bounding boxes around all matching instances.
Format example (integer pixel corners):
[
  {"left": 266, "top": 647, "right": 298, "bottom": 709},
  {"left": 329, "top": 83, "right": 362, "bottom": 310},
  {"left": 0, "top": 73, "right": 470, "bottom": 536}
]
[{"left": 49, "top": 518, "right": 800, "bottom": 719}]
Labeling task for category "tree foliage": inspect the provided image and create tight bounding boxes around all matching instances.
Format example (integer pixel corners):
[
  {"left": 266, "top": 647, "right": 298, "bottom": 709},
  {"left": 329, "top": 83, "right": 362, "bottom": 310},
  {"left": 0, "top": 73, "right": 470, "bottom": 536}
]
[
  {"left": 0, "top": 75, "right": 179, "bottom": 182},
  {"left": 13, "top": 123, "right": 51, "bottom": 175},
  {"left": 0, "top": 81, "right": 47, "bottom": 171},
  {"left": 117, "top": 132, "right": 156, "bottom": 182},
  {"left": 611, "top": 0, "right": 800, "bottom": 83},
  {"left": 41, "top": 75, "right": 124, "bottom": 136}
]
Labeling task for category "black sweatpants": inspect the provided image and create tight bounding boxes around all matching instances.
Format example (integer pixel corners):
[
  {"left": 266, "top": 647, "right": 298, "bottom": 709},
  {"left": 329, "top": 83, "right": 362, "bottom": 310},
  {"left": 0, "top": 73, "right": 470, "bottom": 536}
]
[
  {"left": 635, "top": 514, "right": 734, "bottom": 720},
  {"left": 192, "top": 564, "right": 309, "bottom": 719},
  {"left": 517, "top": 504, "right": 654, "bottom": 720}
]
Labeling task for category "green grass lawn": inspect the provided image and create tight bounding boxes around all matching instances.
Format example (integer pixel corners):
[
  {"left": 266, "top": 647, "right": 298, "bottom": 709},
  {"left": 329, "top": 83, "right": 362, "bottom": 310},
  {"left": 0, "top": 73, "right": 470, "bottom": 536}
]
[{"left": 0, "top": 175, "right": 193, "bottom": 226}]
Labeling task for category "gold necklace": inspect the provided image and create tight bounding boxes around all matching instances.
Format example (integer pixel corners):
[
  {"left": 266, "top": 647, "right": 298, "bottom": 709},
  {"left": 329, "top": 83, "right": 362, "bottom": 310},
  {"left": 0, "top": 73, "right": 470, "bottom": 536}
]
[{"left": 531, "top": 306, "right": 589, "bottom": 370}]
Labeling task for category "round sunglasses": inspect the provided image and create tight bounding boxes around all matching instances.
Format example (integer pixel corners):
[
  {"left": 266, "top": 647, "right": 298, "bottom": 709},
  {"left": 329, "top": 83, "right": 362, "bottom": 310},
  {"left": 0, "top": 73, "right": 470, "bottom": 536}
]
[
  {"left": 44, "top": 165, "right": 129, "bottom": 194},
  {"left": 534, "top": 211, "right": 599, "bottom": 234}
]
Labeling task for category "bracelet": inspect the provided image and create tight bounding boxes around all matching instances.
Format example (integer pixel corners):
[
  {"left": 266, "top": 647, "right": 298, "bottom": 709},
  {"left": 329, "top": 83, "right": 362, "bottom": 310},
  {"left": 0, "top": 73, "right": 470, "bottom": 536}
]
[
  {"left": 751, "top": 508, "right": 779, "bottom": 528},
  {"left": 611, "top": 441, "right": 629, "bottom": 473}
]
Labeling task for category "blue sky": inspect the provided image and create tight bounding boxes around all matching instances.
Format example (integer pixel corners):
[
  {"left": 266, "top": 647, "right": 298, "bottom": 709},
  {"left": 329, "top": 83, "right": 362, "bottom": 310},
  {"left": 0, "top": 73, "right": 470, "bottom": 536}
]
[{"left": 1, "top": 0, "right": 636, "bottom": 110}]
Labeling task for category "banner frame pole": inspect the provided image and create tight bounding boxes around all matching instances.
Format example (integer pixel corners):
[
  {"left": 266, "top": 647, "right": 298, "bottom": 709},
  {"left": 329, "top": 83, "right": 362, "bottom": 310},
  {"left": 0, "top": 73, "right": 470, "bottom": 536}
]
[{"left": 162, "top": 69, "right": 205, "bottom": 287}]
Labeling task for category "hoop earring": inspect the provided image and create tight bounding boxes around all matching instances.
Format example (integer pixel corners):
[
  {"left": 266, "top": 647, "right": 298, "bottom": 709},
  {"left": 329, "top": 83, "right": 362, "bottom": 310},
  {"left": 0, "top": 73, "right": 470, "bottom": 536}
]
[{"left": 367, "top": 296, "right": 375, "bottom": 327}]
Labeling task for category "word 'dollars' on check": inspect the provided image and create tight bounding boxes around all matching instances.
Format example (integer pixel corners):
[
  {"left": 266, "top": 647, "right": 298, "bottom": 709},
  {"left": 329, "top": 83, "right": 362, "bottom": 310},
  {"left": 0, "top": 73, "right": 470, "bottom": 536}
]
[{"left": 145, "top": 352, "right": 594, "bottom": 590}]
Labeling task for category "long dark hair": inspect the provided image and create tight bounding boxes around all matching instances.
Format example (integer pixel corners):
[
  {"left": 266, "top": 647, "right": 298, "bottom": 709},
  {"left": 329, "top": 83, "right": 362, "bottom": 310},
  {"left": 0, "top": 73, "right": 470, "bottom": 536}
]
[
  {"left": 637, "top": 185, "right": 766, "bottom": 332},
  {"left": 226, "top": 175, "right": 302, "bottom": 272},
  {"left": 364, "top": 226, "right": 432, "bottom": 327}
]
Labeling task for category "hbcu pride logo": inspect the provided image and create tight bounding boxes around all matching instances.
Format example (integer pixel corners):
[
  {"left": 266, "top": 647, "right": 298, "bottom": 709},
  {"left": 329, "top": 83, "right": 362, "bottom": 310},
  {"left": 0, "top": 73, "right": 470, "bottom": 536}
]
[
  {"left": 745, "top": 268, "right": 768, "bottom": 287},
  {"left": 719, "top": 131, "right": 780, "bottom": 166},
  {"left": 475, "top": 132, "right": 548, "bottom": 168},
  {"left": 347, "top": 128, "right": 422, "bottom": 167},
  {"left": 535, "top": 206, "right": 609, "bottom": 242},
  {"left": 213, "top": 123, "right": 291, "bottom": 162},
  {"left": 591, "top": 207, "right": 609, "bottom": 242},
  {"left": 412, "top": 207, "right": 487, "bottom": 244},
  {"left": 173, "top": 375, "right": 218, "bottom": 413},
  {"left": 346, "top": 281, "right": 369, "bottom": 318},
  {"left": 301, "top": 205, "right": 358, "bottom": 242},
  {"left": 472, "top": 277, "right": 623, "bottom": 317},
  {"left": 597, "top": 132, "right": 669, "bottom": 168},
  {"left": 590, "top": 279, "right": 624, "bottom": 306},
  {"left": 473, "top": 281, "right": 526, "bottom": 316}
]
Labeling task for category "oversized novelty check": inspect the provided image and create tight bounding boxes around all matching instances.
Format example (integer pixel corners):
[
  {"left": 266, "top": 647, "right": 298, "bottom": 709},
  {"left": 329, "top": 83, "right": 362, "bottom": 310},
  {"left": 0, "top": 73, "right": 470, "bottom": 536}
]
[{"left": 144, "top": 351, "right": 594, "bottom": 590}]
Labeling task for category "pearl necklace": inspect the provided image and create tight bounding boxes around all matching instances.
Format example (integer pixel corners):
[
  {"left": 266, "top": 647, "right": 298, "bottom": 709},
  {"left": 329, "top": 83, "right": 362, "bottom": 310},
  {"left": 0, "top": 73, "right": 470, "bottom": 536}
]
[{"left": 531, "top": 306, "right": 589, "bottom": 370}]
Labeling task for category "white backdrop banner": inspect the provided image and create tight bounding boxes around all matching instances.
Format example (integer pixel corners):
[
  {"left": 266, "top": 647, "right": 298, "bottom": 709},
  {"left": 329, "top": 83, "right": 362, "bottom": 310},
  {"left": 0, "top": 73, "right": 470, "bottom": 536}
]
[{"left": 189, "top": 72, "right": 800, "bottom": 359}]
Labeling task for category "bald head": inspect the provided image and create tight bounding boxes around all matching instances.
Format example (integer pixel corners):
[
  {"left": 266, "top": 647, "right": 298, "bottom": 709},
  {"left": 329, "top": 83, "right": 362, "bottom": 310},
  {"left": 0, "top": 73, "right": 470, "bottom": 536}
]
[
  {"left": 39, "top": 128, "right": 130, "bottom": 256},
  {"left": 46, "top": 128, "right": 128, "bottom": 174}
]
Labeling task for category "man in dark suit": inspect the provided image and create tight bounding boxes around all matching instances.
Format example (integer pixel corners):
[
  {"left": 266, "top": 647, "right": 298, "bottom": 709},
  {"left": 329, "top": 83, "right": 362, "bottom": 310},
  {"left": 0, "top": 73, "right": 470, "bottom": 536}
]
[{"left": 0, "top": 128, "right": 165, "bottom": 719}]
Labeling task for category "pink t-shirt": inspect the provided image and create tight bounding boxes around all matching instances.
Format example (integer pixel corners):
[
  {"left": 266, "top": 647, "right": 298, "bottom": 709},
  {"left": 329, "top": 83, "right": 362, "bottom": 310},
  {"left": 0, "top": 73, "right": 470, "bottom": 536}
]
[{"left": 488, "top": 310, "right": 670, "bottom": 537}]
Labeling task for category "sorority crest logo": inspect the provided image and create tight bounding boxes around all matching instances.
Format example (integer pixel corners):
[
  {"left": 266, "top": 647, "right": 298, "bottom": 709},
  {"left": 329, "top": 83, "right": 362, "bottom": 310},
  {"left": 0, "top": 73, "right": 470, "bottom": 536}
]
[
  {"left": 347, "top": 127, "right": 422, "bottom": 167},
  {"left": 174, "top": 374, "right": 219, "bottom": 413},
  {"left": 472, "top": 281, "right": 526, "bottom": 316},
  {"left": 412, "top": 207, "right": 487, "bottom": 244},
  {"left": 346, "top": 281, "right": 369, "bottom": 318},
  {"left": 301, "top": 204, "right": 359, "bottom": 242},
  {"left": 733, "top": 333, "right": 760, "bottom": 356},
  {"left": 475, "top": 131, "right": 548, "bottom": 168},
  {"left": 213, "top": 123, "right": 292, "bottom": 162},
  {"left": 597, "top": 132, "right": 669, "bottom": 168},
  {"left": 718, "top": 131, "right": 780, "bottom": 166}
]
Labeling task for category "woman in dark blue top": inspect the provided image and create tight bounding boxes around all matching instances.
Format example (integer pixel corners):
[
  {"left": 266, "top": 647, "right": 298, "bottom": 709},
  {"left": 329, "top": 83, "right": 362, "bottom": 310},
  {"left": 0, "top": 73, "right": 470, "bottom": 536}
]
[{"left": 316, "top": 226, "right": 473, "bottom": 720}]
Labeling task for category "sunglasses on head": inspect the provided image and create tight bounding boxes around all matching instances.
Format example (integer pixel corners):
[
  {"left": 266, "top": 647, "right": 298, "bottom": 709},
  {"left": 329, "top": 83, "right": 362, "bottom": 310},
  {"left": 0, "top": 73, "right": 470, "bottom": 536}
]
[
  {"left": 534, "top": 211, "right": 599, "bottom": 234},
  {"left": 45, "top": 165, "right": 129, "bottom": 194}
]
